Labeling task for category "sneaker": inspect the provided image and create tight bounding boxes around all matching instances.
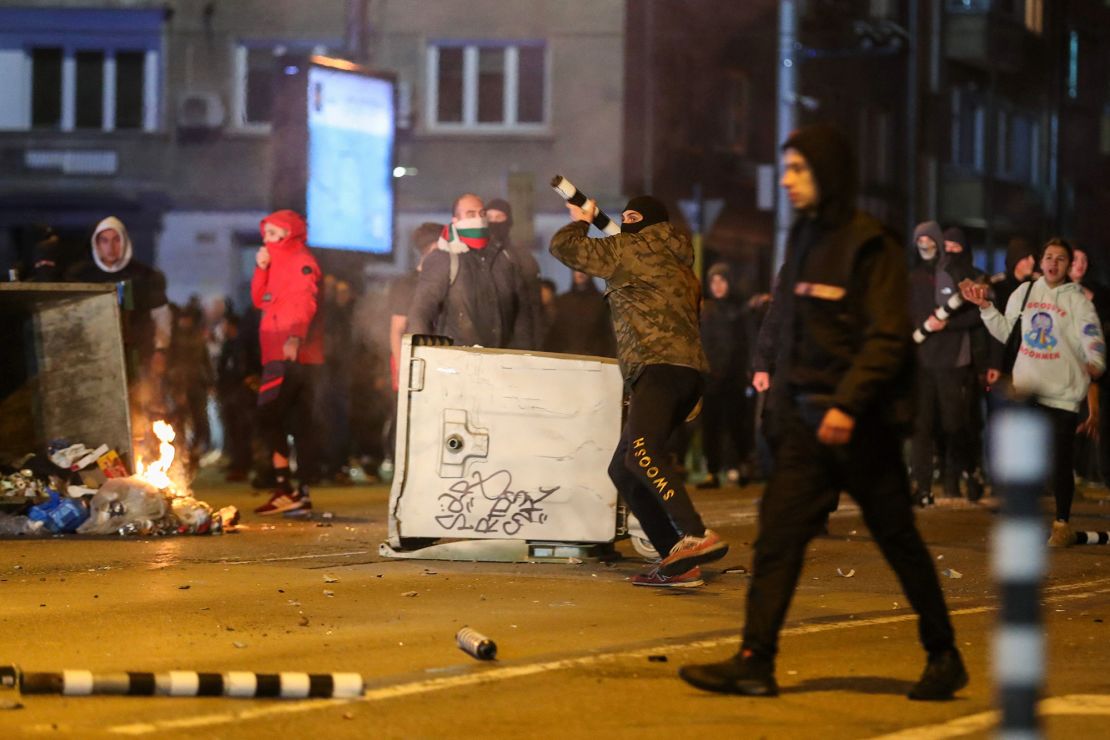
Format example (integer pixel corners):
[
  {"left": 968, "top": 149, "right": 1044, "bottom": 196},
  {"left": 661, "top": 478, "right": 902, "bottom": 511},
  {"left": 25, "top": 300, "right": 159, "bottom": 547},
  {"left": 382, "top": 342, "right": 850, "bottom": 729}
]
[
  {"left": 254, "top": 487, "right": 311, "bottom": 516},
  {"left": 630, "top": 565, "right": 704, "bottom": 588},
  {"left": 658, "top": 529, "right": 729, "bottom": 577},
  {"left": 1047, "top": 520, "right": 1075, "bottom": 548},
  {"left": 907, "top": 649, "right": 968, "bottom": 700},
  {"left": 679, "top": 650, "right": 778, "bottom": 696}
]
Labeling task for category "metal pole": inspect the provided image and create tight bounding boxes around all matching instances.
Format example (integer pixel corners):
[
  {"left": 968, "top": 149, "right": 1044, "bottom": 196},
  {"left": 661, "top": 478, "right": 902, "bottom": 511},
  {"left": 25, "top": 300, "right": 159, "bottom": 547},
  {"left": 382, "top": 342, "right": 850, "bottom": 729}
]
[
  {"left": 990, "top": 406, "right": 1050, "bottom": 738},
  {"left": 905, "top": 0, "right": 919, "bottom": 241},
  {"left": 643, "top": 0, "right": 655, "bottom": 194},
  {"left": 773, "top": 0, "right": 797, "bottom": 274}
]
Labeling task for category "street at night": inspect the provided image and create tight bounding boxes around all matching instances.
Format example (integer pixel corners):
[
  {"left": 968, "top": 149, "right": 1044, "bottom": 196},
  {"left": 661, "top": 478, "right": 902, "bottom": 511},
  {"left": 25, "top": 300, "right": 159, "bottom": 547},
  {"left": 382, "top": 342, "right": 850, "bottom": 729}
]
[
  {"left": 2, "top": 481, "right": 1109, "bottom": 738},
  {"left": 3, "top": 0, "right": 1110, "bottom": 737}
]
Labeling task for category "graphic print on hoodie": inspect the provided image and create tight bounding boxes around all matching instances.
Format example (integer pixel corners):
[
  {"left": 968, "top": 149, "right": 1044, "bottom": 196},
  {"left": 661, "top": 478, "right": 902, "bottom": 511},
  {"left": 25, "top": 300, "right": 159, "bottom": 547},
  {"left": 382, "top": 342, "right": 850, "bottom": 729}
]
[{"left": 981, "top": 277, "right": 1106, "bottom": 412}]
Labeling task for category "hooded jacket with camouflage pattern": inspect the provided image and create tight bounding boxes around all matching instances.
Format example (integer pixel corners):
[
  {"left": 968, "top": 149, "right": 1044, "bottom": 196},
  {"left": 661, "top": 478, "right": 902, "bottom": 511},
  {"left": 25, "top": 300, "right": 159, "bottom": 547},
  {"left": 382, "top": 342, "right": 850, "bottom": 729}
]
[{"left": 549, "top": 220, "right": 709, "bottom": 382}]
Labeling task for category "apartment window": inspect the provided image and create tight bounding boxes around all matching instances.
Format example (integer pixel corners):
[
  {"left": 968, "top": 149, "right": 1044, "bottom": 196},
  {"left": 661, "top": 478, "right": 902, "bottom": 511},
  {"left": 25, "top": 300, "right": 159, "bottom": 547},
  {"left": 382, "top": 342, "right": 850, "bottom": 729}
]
[
  {"left": 27, "top": 45, "right": 156, "bottom": 131},
  {"left": 31, "top": 47, "right": 62, "bottom": 128},
  {"left": 0, "top": 8, "right": 162, "bottom": 132},
  {"left": 115, "top": 51, "right": 145, "bottom": 129},
  {"left": 997, "top": 109, "right": 1039, "bottom": 185},
  {"left": 232, "top": 42, "right": 330, "bottom": 129},
  {"left": 859, "top": 107, "right": 892, "bottom": 185},
  {"left": 951, "top": 89, "right": 985, "bottom": 172},
  {"left": 722, "top": 70, "right": 750, "bottom": 155},
  {"left": 1024, "top": 0, "right": 1044, "bottom": 34},
  {"left": 74, "top": 51, "right": 104, "bottom": 129},
  {"left": 427, "top": 41, "right": 548, "bottom": 131}
]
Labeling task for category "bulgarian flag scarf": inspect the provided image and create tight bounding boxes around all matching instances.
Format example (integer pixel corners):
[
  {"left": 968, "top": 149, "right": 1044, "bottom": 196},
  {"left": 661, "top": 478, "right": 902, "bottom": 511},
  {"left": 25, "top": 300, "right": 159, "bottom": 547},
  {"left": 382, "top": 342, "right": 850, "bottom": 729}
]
[{"left": 438, "top": 217, "right": 489, "bottom": 253}]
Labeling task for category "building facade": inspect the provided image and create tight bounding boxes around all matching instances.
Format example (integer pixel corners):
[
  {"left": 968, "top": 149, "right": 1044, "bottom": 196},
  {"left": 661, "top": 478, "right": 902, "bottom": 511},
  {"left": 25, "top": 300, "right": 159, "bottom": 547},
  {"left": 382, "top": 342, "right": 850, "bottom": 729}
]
[
  {"left": 624, "top": 0, "right": 1110, "bottom": 287},
  {"left": 0, "top": 0, "right": 625, "bottom": 304}
]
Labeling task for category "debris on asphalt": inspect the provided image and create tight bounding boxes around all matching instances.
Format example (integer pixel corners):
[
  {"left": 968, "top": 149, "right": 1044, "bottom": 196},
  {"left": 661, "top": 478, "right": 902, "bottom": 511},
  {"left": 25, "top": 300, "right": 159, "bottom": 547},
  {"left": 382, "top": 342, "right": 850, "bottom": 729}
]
[
  {"left": 647, "top": 655, "right": 668, "bottom": 663},
  {"left": 298, "top": 615, "right": 310, "bottom": 627},
  {"left": 1, "top": 423, "right": 239, "bottom": 539},
  {"left": 721, "top": 566, "right": 748, "bottom": 574},
  {"left": 323, "top": 590, "right": 335, "bottom": 598},
  {"left": 323, "top": 575, "right": 339, "bottom": 583},
  {"left": 836, "top": 568, "right": 856, "bottom": 578},
  {"left": 232, "top": 641, "right": 247, "bottom": 649},
  {"left": 942, "top": 568, "right": 963, "bottom": 579},
  {"left": 456, "top": 627, "right": 497, "bottom": 660},
  {"left": 402, "top": 591, "right": 418, "bottom": 597},
  {"left": 178, "top": 585, "right": 190, "bottom": 590}
]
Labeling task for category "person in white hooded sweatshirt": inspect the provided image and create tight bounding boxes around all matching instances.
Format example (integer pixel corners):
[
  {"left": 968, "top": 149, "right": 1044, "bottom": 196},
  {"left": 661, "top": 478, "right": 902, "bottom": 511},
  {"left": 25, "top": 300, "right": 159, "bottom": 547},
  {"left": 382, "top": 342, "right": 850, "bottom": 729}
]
[
  {"left": 66, "top": 216, "right": 172, "bottom": 373},
  {"left": 961, "top": 238, "right": 1106, "bottom": 547}
]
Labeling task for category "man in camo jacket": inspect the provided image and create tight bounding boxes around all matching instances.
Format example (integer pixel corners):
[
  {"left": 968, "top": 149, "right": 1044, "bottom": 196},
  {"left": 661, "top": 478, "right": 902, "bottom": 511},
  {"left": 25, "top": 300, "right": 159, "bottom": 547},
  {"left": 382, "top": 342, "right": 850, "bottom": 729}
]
[{"left": 550, "top": 195, "right": 728, "bottom": 588}]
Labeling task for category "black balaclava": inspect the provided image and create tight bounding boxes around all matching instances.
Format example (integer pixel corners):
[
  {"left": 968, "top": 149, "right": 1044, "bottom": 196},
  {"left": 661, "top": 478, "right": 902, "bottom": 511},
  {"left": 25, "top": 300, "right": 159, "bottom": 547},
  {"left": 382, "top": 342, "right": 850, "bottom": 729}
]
[
  {"left": 941, "top": 226, "right": 974, "bottom": 283},
  {"left": 485, "top": 198, "right": 514, "bottom": 244},
  {"left": 781, "top": 124, "right": 857, "bottom": 228},
  {"left": 621, "top": 195, "right": 669, "bottom": 234}
]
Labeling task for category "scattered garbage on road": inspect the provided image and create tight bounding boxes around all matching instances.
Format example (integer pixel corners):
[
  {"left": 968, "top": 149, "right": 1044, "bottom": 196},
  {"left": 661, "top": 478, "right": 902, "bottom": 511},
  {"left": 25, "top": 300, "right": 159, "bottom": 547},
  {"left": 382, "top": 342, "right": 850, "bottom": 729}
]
[{"left": 0, "top": 421, "right": 238, "bottom": 538}]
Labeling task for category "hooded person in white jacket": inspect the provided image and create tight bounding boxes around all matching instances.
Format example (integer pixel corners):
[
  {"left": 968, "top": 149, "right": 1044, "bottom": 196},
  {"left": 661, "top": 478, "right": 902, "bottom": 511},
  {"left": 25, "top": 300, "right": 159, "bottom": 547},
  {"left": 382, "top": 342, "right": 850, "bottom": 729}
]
[
  {"left": 961, "top": 238, "right": 1106, "bottom": 547},
  {"left": 66, "top": 216, "right": 172, "bottom": 371}
]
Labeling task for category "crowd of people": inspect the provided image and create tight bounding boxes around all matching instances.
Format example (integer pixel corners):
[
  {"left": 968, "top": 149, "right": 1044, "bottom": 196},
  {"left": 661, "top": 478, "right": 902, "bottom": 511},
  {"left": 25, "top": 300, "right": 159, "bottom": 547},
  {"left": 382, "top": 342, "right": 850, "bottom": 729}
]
[
  {"left": 6, "top": 200, "right": 622, "bottom": 515},
  {"left": 12, "top": 119, "right": 1106, "bottom": 703}
]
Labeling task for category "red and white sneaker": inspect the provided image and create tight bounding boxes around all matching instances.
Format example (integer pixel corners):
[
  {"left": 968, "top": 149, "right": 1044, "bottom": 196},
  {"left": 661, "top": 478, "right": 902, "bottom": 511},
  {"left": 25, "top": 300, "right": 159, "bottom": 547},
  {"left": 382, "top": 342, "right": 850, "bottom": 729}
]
[
  {"left": 630, "top": 565, "right": 704, "bottom": 589},
  {"left": 254, "top": 487, "right": 311, "bottom": 516},
  {"left": 658, "top": 529, "right": 729, "bottom": 576}
]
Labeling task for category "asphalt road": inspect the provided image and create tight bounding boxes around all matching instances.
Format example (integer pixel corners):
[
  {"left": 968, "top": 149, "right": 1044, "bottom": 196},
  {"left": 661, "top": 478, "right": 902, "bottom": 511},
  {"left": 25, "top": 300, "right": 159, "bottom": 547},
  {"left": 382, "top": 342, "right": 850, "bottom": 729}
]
[{"left": 2, "top": 479, "right": 1109, "bottom": 738}]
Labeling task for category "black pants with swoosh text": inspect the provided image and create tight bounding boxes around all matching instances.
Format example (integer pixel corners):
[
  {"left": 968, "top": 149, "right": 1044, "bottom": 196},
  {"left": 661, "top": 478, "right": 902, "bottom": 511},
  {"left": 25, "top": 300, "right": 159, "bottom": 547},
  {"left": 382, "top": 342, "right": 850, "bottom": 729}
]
[{"left": 608, "top": 364, "right": 708, "bottom": 557}]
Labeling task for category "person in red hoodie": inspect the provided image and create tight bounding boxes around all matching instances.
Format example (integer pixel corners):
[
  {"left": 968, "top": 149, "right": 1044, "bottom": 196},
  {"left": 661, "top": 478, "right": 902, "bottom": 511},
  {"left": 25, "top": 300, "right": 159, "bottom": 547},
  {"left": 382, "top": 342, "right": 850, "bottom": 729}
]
[{"left": 251, "top": 210, "right": 324, "bottom": 516}]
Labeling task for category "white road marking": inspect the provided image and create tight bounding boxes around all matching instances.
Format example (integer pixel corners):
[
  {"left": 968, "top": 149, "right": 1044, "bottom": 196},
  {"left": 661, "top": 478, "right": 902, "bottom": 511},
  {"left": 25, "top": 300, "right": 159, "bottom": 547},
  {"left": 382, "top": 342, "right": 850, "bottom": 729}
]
[
  {"left": 103, "top": 580, "right": 1110, "bottom": 735},
  {"left": 220, "top": 550, "right": 370, "bottom": 565},
  {"left": 868, "top": 694, "right": 1110, "bottom": 739}
]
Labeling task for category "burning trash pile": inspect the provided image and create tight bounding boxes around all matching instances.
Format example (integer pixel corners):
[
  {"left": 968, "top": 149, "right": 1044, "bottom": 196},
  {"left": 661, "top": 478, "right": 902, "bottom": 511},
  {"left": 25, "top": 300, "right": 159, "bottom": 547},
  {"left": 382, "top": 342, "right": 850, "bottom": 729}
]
[{"left": 0, "top": 421, "right": 238, "bottom": 537}]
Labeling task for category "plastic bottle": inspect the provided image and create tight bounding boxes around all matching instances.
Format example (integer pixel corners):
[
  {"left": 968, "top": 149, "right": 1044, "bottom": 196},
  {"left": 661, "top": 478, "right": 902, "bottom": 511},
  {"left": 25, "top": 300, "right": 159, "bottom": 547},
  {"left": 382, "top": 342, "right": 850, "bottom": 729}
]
[
  {"left": 27, "top": 489, "right": 88, "bottom": 534},
  {"left": 456, "top": 627, "right": 497, "bottom": 660}
]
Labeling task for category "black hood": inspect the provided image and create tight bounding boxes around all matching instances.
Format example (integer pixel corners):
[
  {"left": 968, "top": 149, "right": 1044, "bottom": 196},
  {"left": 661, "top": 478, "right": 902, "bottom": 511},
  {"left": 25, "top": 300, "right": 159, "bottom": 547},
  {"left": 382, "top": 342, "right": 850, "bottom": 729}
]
[{"left": 782, "top": 124, "right": 857, "bottom": 228}]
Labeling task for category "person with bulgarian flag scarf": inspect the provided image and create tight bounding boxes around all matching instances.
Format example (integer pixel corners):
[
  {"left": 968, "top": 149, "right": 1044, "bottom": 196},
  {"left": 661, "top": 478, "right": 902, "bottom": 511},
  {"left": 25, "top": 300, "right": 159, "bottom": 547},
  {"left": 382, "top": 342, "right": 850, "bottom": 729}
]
[{"left": 406, "top": 193, "right": 533, "bottom": 349}]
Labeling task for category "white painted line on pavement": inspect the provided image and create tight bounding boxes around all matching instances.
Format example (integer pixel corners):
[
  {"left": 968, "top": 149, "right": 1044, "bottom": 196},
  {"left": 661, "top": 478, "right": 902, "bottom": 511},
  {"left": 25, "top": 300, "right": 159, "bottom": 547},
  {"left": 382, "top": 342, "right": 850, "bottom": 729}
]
[
  {"left": 220, "top": 550, "right": 370, "bottom": 565},
  {"left": 868, "top": 694, "right": 1110, "bottom": 739},
  {"left": 105, "top": 581, "right": 1110, "bottom": 736}
]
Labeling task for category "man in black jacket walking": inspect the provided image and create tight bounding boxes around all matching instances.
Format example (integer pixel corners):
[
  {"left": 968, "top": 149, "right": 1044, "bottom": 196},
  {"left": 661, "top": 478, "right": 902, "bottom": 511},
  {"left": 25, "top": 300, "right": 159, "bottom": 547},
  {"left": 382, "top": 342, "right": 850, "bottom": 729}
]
[{"left": 679, "top": 124, "right": 966, "bottom": 701}]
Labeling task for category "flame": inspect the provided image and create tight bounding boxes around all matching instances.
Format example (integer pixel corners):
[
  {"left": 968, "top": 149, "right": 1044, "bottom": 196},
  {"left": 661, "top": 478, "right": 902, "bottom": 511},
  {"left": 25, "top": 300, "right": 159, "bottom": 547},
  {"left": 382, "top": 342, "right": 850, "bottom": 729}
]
[{"left": 136, "top": 419, "right": 177, "bottom": 491}]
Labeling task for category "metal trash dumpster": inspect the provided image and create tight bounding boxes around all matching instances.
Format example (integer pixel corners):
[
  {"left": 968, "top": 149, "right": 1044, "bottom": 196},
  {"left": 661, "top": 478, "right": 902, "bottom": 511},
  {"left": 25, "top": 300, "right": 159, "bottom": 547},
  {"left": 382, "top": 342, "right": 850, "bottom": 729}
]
[
  {"left": 382, "top": 334, "right": 650, "bottom": 562},
  {"left": 0, "top": 283, "right": 132, "bottom": 467}
]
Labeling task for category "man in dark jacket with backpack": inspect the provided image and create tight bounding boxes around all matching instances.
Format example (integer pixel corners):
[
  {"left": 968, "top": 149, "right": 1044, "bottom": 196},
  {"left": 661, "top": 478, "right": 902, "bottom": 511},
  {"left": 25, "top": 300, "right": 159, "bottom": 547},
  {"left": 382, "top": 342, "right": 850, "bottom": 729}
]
[{"left": 406, "top": 193, "right": 532, "bottom": 349}]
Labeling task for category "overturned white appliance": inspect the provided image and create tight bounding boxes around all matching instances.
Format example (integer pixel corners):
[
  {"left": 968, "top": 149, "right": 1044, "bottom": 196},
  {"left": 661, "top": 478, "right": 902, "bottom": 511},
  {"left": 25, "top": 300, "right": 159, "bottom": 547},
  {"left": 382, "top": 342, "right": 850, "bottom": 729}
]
[{"left": 381, "top": 335, "right": 655, "bottom": 562}]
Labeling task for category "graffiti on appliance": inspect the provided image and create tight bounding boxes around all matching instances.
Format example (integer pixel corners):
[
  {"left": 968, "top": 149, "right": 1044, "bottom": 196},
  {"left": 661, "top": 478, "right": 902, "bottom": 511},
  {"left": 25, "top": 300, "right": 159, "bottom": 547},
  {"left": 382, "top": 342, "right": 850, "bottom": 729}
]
[{"left": 436, "top": 469, "right": 559, "bottom": 535}]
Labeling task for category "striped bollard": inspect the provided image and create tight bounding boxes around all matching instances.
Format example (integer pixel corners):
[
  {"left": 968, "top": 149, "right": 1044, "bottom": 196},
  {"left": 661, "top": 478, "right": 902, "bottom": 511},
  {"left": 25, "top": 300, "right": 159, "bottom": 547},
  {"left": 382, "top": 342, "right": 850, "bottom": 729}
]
[
  {"left": 550, "top": 175, "right": 622, "bottom": 235},
  {"left": 3, "top": 665, "right": 363, "bottom": 700},
  {"left": 990, "top": 405, "right": 1049, "bottom": 739}
]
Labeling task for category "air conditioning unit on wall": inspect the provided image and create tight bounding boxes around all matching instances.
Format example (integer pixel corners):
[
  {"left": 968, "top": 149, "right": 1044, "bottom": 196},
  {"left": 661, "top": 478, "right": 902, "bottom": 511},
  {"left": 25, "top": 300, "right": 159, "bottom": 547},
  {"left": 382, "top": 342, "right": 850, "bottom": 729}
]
[{"left": 177, "top": 91, "right": 226, "bottom": 131}]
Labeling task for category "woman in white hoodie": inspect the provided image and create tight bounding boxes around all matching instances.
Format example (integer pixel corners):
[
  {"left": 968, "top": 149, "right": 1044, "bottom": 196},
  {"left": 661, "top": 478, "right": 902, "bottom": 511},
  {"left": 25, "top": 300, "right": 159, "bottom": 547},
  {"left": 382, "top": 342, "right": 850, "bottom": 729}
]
[{"left": 961, "top": 238, "right": 1106, "bottom": 547}]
